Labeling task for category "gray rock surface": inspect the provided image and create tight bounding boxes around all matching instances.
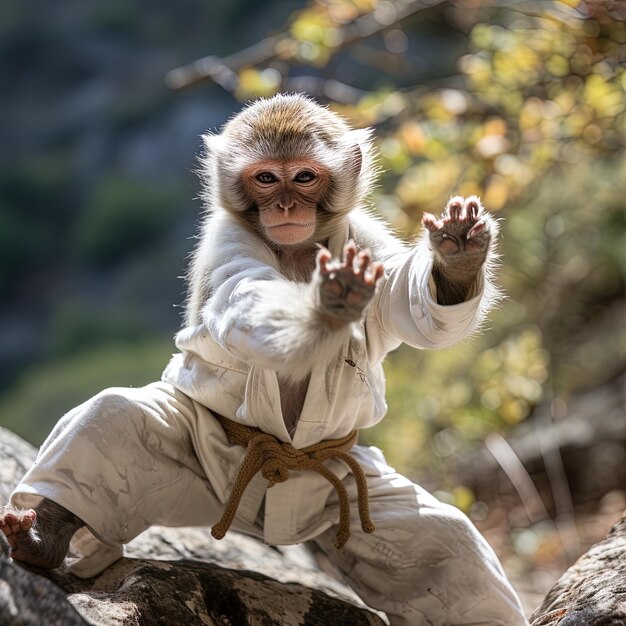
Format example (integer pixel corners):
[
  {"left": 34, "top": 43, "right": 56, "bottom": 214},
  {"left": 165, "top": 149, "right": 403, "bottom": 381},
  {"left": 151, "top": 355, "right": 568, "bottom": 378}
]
[
  {"left": 530, "top": 513, "right": 626, "bottom": 626},
  {"left": 0, "top": 427, "right": 386, "bottom": 625},
  {"left": 0, "top": 532, "right": 87, "bottom": 626}
]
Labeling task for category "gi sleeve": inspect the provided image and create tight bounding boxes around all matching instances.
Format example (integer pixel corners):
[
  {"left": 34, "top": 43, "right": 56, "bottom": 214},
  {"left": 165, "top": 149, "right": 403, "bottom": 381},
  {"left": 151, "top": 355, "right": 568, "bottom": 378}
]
[
  {"left": 201, "top": 248, "right": 353, "bottom": 382},
  {"left": 365, "top": 236, "right": 498, "bottom": 362}
]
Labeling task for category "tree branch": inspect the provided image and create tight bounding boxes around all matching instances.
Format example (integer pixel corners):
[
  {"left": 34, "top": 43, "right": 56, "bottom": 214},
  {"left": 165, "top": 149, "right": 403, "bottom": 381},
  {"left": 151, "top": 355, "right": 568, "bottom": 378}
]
[{"left": 165, "top": 0, "right": 447, "bottom": 92}]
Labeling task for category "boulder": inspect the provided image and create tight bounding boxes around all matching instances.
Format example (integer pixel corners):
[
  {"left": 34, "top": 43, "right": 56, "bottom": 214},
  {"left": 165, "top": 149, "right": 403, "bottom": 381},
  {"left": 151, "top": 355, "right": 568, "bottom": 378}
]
[
  {"left": 530, "top": 513, "right": 626, "bottom": 626},
  {"left": 0, "top": 427, "right": 386, "bottom": 625},
  {"left": 0, "top": 532, "right": 87, "bottom": 626}
]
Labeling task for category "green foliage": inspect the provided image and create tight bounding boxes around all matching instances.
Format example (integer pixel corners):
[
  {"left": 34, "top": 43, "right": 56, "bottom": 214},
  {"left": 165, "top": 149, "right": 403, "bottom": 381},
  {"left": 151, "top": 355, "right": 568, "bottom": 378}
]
[
  {"left": 0, "top": 339, "right": 172, "bottom": 445},
  {"left": 362, "top": 156, "right": 625, "bottom": 483},
  {"left": 0, "top": 201, "right": 46, "bottom": 292},
  {"left": 316, "top": 3, "right": 625, "bottom": 231},
  {"left": 268, "top": 0, "right": 625, "bottom": 485},
  {"left": 73, "top": 173, "right": 179, "bottom": 268},
  {"left": 0, "top": 154, "right": 74, "bottom": 294},
  {"left": 1, "top": 0, "right": 623, "bottom": 501},
  {"left": 362, "top": 323, "right": 551, "bottom": 480},
  {"left": 47, "top": 300, "right": 152, "bottom": 358},
  {"left": 0, "top": 154, "right": 73, "bottom": 216}
]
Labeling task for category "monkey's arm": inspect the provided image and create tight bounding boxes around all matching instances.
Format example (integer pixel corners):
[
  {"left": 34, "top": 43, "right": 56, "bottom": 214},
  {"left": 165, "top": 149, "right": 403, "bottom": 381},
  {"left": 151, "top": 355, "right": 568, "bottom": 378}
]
[
  {"left": 203, "top": 269, "right": 355, "bottom": 382},
  {"left": 197, "top": 222, "right": 357, "bottom": 382},
  {"left": 365, "top": 199, "right": 500, "bottom": 357},
  {"left": 422, "top": 196, "right": 496, "bottom": 306}
]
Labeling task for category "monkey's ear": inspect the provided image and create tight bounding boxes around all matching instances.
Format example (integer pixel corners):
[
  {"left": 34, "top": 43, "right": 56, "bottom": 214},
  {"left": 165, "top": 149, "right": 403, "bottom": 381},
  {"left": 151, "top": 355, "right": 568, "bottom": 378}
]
[
  {"left": 201, "top": 133, "right": 224, "bottom": 159},
  {"left": 332, "top": 128, "right": 376, "bottom": 210},
  {"left": 343, "top": 139, "right": 363, "bottom": 175},
  {"left": 340, "top": 128, "right": 373, "bottom": 175}
]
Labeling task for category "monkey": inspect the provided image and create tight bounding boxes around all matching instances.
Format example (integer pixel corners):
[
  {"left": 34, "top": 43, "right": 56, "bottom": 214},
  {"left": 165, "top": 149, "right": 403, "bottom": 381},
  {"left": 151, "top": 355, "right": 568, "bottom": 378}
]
[{"left": 2, "top": 95, "right": 528, "bottom": 625}]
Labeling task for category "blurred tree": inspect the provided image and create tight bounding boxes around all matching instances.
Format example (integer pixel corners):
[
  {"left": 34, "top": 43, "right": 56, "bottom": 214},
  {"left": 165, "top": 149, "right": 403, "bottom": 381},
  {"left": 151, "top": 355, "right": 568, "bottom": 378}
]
[
  {"left": 166, "top": 0, "right": 625, "bottom": 500},
  {"left": 0, "top": 0, "right": 623, "bottom": 513},
  {"left": 0, "top": 0, "right": 622, "bottom": 608}
]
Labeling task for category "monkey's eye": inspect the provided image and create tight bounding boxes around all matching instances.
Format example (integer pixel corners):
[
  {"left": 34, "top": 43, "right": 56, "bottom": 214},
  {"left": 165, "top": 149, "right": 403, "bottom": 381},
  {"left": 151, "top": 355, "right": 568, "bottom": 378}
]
[
  {"left": 255, "top": 172, "right": 278, "bottom": 184},
  {"left": 294, "top": 171, "right": 316, "bottom": 183}
]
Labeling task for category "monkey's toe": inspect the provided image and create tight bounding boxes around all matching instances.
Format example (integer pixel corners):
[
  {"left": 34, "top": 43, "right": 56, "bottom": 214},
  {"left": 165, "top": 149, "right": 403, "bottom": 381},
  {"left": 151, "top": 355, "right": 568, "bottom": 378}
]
[{"left": 0, "top": 509, "right": 36, "bottom": 537}]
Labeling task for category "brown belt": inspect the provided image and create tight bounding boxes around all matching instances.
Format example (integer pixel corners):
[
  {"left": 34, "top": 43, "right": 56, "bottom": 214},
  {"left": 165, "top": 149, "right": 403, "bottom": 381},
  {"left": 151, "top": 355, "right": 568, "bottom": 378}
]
[{"left": 211, "top": 413, "right": 375, "bottom": 549}]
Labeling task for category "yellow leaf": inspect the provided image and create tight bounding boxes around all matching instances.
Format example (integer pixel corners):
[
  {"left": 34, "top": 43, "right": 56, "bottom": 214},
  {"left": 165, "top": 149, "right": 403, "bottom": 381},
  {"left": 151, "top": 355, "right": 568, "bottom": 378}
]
[
  {"left": 399, "top": 122, "right": 426, "bottom": 155},
  {"left": 484, "top": 176, "right": 509, "bottom": 211},
  {"left": 453, "top": 486, "right": 475, "bottom": 513}
]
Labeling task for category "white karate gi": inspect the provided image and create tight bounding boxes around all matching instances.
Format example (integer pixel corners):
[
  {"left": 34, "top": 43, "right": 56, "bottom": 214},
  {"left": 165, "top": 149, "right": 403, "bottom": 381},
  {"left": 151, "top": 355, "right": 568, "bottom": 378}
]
[{"left": 12, "top": 209, "right": 528, "bottom": 625}]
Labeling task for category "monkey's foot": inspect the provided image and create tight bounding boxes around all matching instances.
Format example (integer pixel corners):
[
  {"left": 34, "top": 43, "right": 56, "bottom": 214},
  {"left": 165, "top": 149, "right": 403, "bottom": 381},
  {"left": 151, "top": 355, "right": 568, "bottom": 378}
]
[
  {"left": 0, "top": 508, "right": 65, "bottom": 569},
  {"left": 0, "top": 508, "right": 37, "bottom": 544}
]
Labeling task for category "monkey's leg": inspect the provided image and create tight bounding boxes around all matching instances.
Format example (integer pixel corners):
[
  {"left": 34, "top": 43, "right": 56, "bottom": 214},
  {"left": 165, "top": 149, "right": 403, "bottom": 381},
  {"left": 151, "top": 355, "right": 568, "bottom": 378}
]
[
  {"left": 0, "top": 499, "right": 83, "bottom": 569},
  {"left": 10, "top": 382, "right": 263, "bottom": 577},
  {"left": 313, "top": 460, "right": 528, "bottom": 626}
]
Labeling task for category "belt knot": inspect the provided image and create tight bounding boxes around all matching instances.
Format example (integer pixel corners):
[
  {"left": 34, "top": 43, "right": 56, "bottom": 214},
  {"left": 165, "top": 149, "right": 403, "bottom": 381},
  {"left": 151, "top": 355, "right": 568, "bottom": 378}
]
[{"left": 210, "top": 415, "right": 375, "bottom": 549}]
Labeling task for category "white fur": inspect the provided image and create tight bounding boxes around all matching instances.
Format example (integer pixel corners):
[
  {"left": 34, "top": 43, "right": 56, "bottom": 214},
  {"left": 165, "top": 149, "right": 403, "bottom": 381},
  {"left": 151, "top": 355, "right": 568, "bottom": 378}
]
[
  {"left": 197, "top": 212, "right": 354, "bottom": 382},
  {"left": 183, "top": 95, "right": 500, "bottom": 382},
  {"left": 185, "top": 204, "right": 501, "bottom": 382}
]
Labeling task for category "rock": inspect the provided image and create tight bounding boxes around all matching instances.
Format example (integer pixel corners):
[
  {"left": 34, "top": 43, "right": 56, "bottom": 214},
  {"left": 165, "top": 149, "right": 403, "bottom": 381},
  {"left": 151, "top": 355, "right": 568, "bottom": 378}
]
[
  {"left": 530, "top": 513, "right": 626, "bottom": 626},
  {"left": 0, "top": 427, "right": 37, "bottom": 503},
  {"left": 0, "top": 427, "right": 74, "bottom": 623},
  {"left": 0, "top": 532, "right": 87, "bottom": 626},
  {"left": 0, "top": 427, "right": 386, "bottom": 625}
]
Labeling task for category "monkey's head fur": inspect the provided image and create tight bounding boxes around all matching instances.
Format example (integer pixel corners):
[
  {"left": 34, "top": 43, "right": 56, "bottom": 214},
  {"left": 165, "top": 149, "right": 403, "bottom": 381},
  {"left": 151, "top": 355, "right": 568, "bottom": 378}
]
[{"left": 199, "top": 93, "right": 377, "bottom": 243}]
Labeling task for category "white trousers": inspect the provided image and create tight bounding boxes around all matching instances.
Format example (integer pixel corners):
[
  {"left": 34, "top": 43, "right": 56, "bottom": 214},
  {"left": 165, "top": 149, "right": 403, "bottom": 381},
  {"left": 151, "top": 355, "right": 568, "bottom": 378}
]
[{"left": 12, "top": 383, "right": 528, "bottom": 626}]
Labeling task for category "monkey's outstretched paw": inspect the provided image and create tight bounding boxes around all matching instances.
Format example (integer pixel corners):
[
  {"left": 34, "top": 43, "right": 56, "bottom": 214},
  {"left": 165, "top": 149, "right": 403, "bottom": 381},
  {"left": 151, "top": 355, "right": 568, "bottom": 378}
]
[
  {"left": 316, "top": 241, "right": 383, "bottom": 322},
  {"left": 423, "top": 195, "right": 493, "bottom": 257}
]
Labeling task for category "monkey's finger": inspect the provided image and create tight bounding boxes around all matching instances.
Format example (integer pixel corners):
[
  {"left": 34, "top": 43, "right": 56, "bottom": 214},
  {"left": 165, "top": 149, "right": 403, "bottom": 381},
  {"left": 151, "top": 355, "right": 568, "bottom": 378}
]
[
  {"left": 1, "top": 513, "right": 19, "bottom": 526},
  {"left": 467, "top": 220, "right": 486, "bottom": 239},
  {"left": 465, "top": 197, "right": 482, "bottom": 222},
  {"left": 467, "top": 202, "right": 477, "bottom": 222},
  {"left": 316, "top": 247, "right": 332, "bottom": 262},
  {"left": 343, "top": 241, "right": 357, "bottom": 268},
  {"left": 372, "top": 262, "right": 384, "bottom": 282},
  {"left": 458, "top": 198, "right": 470, "bottom": 221},
  {"left": 365, "top": 262, "right": 384, "bottom": 285},
  {"left": 422, "top": 213, "right": 443, "bottom": 232},
  {"left": 449, "top": 201, "right": 463, "bottom": 221},
  {"left": 357, "top": 249, "right": 372, "bottom": 274},
  {"left": 316, "top": 248, "right": 332, "bottom": 274},
  {"left": 445, "top": 196, "right": 464, "bottom": 221}
]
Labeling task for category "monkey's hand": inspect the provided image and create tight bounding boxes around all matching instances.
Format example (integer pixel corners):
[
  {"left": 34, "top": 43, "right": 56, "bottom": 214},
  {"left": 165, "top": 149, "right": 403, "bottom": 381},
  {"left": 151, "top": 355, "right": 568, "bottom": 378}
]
[
  {"left": 422, "top": 195, "right": 495, "bottom": 306},
  {"left": 315, "top": 241, "right": 384, "bottom": 329}
]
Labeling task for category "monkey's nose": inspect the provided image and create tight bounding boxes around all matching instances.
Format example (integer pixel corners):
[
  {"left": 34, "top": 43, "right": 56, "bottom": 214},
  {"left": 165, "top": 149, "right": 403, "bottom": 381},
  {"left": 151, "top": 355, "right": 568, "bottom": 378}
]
[{"left": 277, "top": 200, "right": 296, "bottom": 212}]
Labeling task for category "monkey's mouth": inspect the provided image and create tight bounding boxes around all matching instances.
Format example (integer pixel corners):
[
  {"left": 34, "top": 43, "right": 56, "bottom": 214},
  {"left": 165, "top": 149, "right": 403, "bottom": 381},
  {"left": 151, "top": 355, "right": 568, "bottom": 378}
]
[
  {"left": 266, "top": 222, "right": 316, "bottom": 244},
  {"left": 267, "top": 222, "right": 315, "bottom": 229}
]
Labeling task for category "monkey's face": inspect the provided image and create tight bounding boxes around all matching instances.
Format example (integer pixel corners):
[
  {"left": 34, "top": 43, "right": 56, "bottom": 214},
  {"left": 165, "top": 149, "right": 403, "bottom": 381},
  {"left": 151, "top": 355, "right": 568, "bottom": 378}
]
[{"left": 242, "top": 159, "right": 330, "bottom": 246}]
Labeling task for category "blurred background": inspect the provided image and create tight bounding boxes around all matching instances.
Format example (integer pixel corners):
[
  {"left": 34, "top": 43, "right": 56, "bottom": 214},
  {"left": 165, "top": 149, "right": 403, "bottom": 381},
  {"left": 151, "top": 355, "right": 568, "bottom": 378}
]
[{"left": 0, "top": 0, "right": 624, "bottom": 613}]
